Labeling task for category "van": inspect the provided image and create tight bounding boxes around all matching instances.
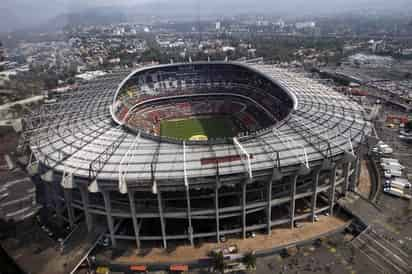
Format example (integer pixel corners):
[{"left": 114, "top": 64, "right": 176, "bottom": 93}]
[
  {"left": 380, "top": 147, "right": 393, "bottom": 155},
  {"left": 384, "top": 187, "right": 404, "bottom": 198},
  {"left": 391, "top": 178, "right": 412, "bottom": 188},
  {"left": 384, "top": 169, "right": 403, "bottom": 178},
  {"left": 381, "top": 158, "right": 400, "bottom": 164},
  {"left": 385, "top": 180, "right": 411, "bottom": 190},
  {"left": 381, "top": 162, "right": 404, "bottom": 170}
]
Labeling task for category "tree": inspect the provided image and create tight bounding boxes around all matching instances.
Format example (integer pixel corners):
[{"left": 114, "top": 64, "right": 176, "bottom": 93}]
[
  {"left": 140, "top": 48, "right": 164, "bottom": 63},
  {"left": 242, "top": 251, "right": 257, "bottom": 271},
  {"left": 405, "top": 120, "right": 412, "bottom": 132},
  {"left": 11, "top": 103, "right": 23, "bottom": 116},
  {"left": 210, "top": 251, "right": 226, "bottom": 273}
]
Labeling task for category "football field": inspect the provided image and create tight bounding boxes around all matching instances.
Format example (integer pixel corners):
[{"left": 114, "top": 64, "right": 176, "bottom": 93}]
[{"left": 160, "top": 116, "right": 236, "bottom": 140}]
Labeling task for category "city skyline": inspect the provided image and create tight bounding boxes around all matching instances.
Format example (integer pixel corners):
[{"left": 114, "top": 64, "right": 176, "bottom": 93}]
[{"left": 1, "top": 0, "right": 411, "bottom": 32}]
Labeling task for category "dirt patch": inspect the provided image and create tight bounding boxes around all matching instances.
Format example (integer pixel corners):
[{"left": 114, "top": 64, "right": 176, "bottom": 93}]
[
  {"left": 358, "top": 160, "right": 372, "bottom": 199},
  {"left": 105, "top": 216, "right": 348, "bottom": 264}
]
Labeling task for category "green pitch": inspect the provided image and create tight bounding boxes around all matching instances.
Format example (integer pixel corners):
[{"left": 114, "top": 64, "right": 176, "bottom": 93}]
[{"left": 160, "top": 116, "right": 236, "bottom": 140}]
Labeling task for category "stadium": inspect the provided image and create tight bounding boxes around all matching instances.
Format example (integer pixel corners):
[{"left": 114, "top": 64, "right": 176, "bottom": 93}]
[{"left": 21, "top": 61, "right": 371, "bottom": 249}]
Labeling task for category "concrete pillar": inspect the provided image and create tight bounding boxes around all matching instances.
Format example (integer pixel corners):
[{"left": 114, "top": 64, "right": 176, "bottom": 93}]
[
  {"left": 185, "top": 186, "right": 194, "bottom": 246},
  {"left": 51, "top": 182, "right": 63, "bottom": 221},
  {"left": 63, "top": 189, "right": 75, "bottom": 228},
  {"left": 79, "top": 185, "right": 93, "bottom": 232},
  {"left": 311, "top": 170, "right": 320, "bottom": 222},
  {"left": 128, "top": 191, "right": 141, "bottom": 249},
  {"left": 102, "top": 191, "right": 116, "bottom": 248},
  {"left": 329, "top": 166, "right": 337, "bottom": 215},
  {"left": 215, "top": 182, "right": 220, "bottom": 242},
  {"left": 266, "top": 179, "right": 273, "bottom": 235},
  {"left": 290, "top": 175, "right": 298, "bottom": 229},
  {"left": 242, "top": 180, "right": 247, "bottom": 239},
  {"left": 157, "top": 191, "right": 167, "bottom": 249},
  {"left": 43, "top": 181, "right": 52, "bottom": 209},
  {"left": 343, "top": 162, "right": 351, "bottom": 196},
  {"left": 351, "top": 156, "right": 361, "bottom": 191}
]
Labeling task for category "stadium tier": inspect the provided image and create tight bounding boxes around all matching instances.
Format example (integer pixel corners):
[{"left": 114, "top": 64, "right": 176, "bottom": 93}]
[{"left": 22, "top": 62, "right": 371, "bottom": 248}]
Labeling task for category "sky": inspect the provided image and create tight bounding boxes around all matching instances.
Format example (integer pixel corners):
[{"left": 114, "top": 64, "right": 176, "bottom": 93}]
[{"left": 0, "top": 0, "right": 411, "bottom": 32}]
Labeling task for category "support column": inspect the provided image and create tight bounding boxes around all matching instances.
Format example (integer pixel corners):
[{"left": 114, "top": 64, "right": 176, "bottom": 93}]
[
  {"left": 79, "top": 185, "right": 93, "bottom": 232},
  {"left": 43, "top": 181, "right": 52, "bottom": 209},
  {"left": 215, "top": 183, "right": 220, "bottom": 243},
  {"left": 51, "top": 182, "right": 63, "bottom": 221},
  {"left": 311, "top": 170, "right": 320, "bottom": 222},
  {"left": 128, "top": 191, "right": 141, "bottom": 250},
  {"left": 266, "top": 179, "right": 273, "bottom": 235},
  {"left": 350, "top": 153, "right": 361, "bottom": 191},
  {"left": 63, "top": 189, "right": 75, "bottom": 228},
  {"left": 157, "top": 191, "right": 167, "bottom": 249},
  {"left": 102, "top": 191, "right": 116, "bottom": 248},
  {"left": 290, "top": 175, "right": 297, "bottom": 229},
  {"left": 183, "top": 141, "right": 194, "bottom": 246},
  {"left": 185, "top": 186, "right": 194, "bottom": 246},
  {"left": 329, "top": 166, "right": 337, "bottom": 215},
  {"left": 242, "top": 180, "right": 247, "bottom": 239},
  {"left": 343, "top": 162, "right": 351, "bottom": 196}
]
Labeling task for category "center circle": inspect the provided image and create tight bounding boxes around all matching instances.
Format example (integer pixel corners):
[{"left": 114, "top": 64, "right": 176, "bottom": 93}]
[{"left": 111, "top": 62, "right": 296, "bottom": 143}]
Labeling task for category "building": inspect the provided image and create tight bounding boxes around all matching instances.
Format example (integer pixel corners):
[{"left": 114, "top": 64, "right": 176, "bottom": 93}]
[
  {"left": 21, "top": 62, "right": 370, "bottom": 249},
  {"left": 0, "top": 42, "right": 4, "bottom": 60},
  {"left": 295, "top": 21, "right": 316, "bottom": 30},
  {"left": 368, "top": 40, "right": 386, "bottom": 54},
  {"left": 222, "top": 46, "right": 236, "bottom": 53},
  {"left": 401, "top": 48, "right": 412, "bottom": 56},
  {"left": 75, "top": 70, "right": 107, "bottom": 81}
]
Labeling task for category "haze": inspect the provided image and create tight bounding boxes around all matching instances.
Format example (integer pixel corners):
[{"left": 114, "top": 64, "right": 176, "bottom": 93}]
[{"left": 1, "top": 0, "right": 411, "bottom": 32}]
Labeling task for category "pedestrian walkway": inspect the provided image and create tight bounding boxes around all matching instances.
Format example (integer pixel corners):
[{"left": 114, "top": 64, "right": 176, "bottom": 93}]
[{"left": 98, "top": 215, "right": 348, "bottom": 265}]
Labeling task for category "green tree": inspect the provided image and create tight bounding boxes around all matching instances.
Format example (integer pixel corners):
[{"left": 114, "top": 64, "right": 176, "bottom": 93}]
[
  {"left": 140, "top": 48, "right": 164, "bottom": 63},
  {"left": 405, "top": 120, "right": 412, "bottom": 132},
  {"left": 242, "top": 251, "right": 257, "bottom": 271},
  {"left": 210, "top": 251, "right": 226, "bottom": 273}
]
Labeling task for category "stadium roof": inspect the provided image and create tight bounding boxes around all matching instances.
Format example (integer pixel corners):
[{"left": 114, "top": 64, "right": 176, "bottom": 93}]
[{"left": 26, "top": 62, "right": 371, "bottom": 191}]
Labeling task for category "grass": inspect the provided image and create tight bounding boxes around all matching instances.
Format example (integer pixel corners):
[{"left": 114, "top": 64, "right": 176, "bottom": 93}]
[{"left": 160, "top": 116, "right": 236, "bottom": 140}]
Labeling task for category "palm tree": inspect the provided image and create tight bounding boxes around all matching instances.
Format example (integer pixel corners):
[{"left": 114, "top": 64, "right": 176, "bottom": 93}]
[{"left": 242, "top": 251, "right": 257, "bottom": 271}]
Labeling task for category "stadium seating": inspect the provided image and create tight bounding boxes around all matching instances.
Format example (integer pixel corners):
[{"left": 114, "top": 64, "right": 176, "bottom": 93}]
[
  {"left": 124, "top": 95, "right": 272, "bottom": 137},
  {"left": 115, "top": 63, "right": 295, "bottom": 138}
]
